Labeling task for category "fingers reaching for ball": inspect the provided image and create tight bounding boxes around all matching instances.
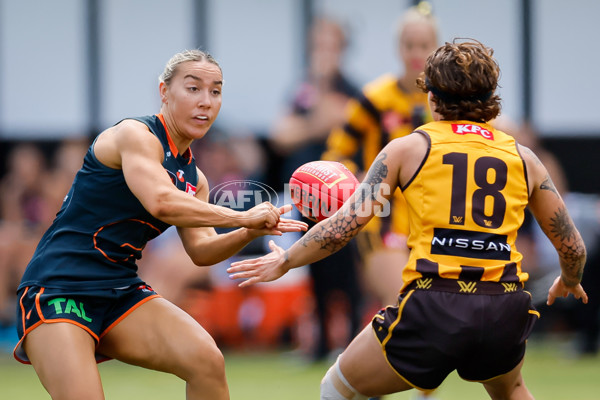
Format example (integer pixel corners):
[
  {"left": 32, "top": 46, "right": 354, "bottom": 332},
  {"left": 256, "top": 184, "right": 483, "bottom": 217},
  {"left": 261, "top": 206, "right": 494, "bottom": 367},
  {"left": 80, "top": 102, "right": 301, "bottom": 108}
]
[{"left": 242, "top": 202, "right": 302, "bottom": 230}]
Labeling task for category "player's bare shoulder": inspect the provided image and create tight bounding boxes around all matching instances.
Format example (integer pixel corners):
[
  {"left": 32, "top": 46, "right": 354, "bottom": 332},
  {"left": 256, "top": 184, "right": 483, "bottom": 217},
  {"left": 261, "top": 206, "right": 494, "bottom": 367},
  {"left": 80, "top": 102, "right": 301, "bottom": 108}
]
[
  {"left": 95, "top": 119, "right": 162, "bottom": 169},
  {"left": 516, "top": 143, "right": 555, "bottom": 196},
  {"left": 387, "top": 131, "right": 430, "bottom": 185}
]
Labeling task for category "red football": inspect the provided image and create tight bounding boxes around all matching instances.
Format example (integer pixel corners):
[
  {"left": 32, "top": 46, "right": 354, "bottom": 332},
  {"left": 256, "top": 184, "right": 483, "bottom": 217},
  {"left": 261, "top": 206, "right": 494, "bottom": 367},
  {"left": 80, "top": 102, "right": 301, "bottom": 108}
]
[{"left": 289, "top": 160, "right": 359, "bottom": 222}]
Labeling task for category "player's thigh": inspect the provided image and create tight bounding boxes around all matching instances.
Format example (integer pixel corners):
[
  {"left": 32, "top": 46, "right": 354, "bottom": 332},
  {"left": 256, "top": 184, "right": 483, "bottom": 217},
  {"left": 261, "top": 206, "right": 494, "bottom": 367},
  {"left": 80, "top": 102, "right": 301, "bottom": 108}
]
[
  {"left": 24, "top": 322, "right": 104, "bottom": 400},
  {"left": 97, "top": 297, "right": 221, "bottom": 377},
  {"left": 339, "top": 324, "right": 412, "bottom": 397},
  {"left": 482, "top": 358, "right": 533, "bottom": 400}
]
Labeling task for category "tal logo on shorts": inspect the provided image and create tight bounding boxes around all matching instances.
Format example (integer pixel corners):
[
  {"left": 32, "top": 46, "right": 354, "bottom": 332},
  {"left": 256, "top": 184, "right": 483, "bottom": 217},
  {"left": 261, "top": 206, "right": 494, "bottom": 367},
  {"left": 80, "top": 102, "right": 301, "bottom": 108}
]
[{"left": 47, "top": 298, "right": 92, "bottom": 322}]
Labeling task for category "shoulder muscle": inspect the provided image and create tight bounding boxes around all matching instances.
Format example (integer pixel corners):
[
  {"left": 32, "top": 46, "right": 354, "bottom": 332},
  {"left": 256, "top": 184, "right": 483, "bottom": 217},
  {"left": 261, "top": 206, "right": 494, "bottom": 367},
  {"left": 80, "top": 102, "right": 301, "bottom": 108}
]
[{"left": 94, "top": 119, "right": 163, "bottom": 169}]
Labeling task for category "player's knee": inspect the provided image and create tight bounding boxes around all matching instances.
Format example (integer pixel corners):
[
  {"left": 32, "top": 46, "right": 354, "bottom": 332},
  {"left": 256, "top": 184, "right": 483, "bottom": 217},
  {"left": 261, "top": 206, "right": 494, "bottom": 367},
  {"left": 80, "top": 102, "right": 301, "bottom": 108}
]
[
  {"left": 320, "top": 359, "right": 368, "bottom": 400},
  {"left": 183, "top": 339, "right": 226, "bottom": 384}
]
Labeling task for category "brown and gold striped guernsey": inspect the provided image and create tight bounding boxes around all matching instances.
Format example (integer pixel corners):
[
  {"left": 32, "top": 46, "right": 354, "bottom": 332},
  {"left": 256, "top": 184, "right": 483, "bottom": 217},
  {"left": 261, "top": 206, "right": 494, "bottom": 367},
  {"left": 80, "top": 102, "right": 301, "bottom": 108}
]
[{"left": 400, "top": 120, "right": 530, "bottom": 291}]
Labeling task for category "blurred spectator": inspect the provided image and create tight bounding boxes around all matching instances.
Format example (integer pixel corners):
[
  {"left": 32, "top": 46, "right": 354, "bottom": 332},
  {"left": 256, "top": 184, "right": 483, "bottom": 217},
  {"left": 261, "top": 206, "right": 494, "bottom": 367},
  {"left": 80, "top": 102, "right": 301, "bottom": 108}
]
[
  {"left": 322, "top": 3, "right": 439, "bottom": 308},
  {"left": 0, "top": 143, "right": 51, "bottom": 327},
  {"left": 269, "top": 16, "right": 365, "bottom": 361},
  {"left": 43, "top": 138, "right": 90, "bottom": 215},
  {"left": 270, "top": 16, "right": 361, "bottom": 180}
]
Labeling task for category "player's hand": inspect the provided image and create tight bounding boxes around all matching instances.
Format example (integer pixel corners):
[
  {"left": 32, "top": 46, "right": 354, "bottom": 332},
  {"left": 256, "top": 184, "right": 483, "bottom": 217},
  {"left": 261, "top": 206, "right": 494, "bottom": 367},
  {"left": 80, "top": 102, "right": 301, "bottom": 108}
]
[
  {"left": 241, "top": 202, "right": 291, "bottom": 229},
  {"left": 246, "top": 215, "right": 308, "bottom": 238},
  {"left": 547, "top": 275, "right": 588, "bottom": 306},
  {"left": 227, "top": 240, "right": 289, "bottom": 287}
]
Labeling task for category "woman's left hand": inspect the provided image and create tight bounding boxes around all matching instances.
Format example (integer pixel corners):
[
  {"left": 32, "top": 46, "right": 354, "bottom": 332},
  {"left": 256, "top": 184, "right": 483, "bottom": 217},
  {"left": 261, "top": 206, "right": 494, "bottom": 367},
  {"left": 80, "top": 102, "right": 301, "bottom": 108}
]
[{"left": 228, "top": 240, "right": 289, "bottom": 287}]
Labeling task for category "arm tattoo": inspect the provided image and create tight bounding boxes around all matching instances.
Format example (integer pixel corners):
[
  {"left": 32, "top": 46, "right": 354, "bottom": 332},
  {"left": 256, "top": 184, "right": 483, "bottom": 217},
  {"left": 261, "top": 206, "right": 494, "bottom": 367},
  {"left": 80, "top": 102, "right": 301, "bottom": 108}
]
[
  {"left": 301, "top": 152, "right": 390, "bottom": 253},
  {"left": 540, "top": 174, "right": 559, "bottom": 197},
  {"left": 549, "top": 207, "right": 575, "bottom": 242},
  {"left": 354, "top": 153, "right": 388, "bottom": 209},
  {"left": 558, "top": 241, "right": 586, "bottom": 285},
  {"left": 546, "top": 206, "right": 586, "bottom": 284},
  {"left": 300, "top": 212, "right": 362, "bottom": 253}
]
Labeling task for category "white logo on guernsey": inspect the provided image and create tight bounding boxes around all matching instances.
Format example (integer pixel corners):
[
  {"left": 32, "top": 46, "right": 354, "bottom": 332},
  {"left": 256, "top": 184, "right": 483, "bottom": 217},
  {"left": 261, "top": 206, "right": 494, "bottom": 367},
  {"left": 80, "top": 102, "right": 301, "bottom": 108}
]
[
  {"left": 452, "top": 124, "right": 494, "bottom": 140},
  {"left": 430, "top": 227, "right": 511, "bottom": 260}
]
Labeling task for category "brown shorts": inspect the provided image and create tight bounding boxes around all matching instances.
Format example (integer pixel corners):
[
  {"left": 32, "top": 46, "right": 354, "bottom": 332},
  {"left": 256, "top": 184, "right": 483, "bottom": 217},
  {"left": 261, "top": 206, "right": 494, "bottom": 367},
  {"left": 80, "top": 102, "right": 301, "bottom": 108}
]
[{"left": 372, "top": 279, "right": 539, "bottom": 390}]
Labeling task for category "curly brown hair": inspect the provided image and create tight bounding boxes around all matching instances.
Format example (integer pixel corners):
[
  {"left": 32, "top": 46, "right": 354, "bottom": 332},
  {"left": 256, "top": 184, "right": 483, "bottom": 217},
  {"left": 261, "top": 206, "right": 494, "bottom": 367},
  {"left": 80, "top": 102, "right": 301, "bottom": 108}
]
[{"left": 416, "top": 39, "right": 501, "bottom": 122}]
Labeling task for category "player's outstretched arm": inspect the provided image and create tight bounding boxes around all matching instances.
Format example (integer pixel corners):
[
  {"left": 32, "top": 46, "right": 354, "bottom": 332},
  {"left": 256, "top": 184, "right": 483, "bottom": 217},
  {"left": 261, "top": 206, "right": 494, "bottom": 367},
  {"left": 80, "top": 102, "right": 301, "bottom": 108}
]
[
  {"left": 94, "top": 120, "right": 286, "bottom": 229},
  {"left": 178, "top": 170, "right": 307, "bottom": 266},
  {"left": 520, "top": 145, "right": 588, "bottom": 305},
  {"left": 228, "top": 142, "right": 403, "bottom": 287},
  {"left": 179, "top": 204, "right": 308, "bottom": 266}
]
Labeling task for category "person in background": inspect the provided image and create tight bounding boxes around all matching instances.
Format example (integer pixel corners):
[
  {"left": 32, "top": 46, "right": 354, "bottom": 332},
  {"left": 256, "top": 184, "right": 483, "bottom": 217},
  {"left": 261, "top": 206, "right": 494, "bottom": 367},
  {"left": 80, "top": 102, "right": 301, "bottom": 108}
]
[
  {"left": 0, "top": 143, "right": 51, "bottom": 329},
  {"left": 270, "top": 16, "right": 364, "bottom": 361},
  {"left": 322, "top": 2, "right": 439, "bottom": 308},
  {"left": 13, "top": 49, "right": 307, "bottom": 400},
  {"left": 228, "top": 39, "right": 588, "bottom": 400}
]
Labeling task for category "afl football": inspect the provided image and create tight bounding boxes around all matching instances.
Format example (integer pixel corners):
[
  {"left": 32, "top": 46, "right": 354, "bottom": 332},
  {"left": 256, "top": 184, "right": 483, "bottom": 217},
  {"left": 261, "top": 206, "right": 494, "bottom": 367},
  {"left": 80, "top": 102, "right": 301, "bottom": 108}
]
[{"left": 289, "top": 160, "right": 359, "bottom": 222}]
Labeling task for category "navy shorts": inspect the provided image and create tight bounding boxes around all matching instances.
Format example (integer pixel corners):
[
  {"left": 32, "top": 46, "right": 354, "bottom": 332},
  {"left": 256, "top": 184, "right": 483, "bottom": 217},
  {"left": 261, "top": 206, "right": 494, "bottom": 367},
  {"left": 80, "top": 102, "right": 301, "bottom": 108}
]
[
  {"left": 372, "top": 278, "right": 539, "bottom": 390},
  {"left": 14, "top": 283, "right": 160, "bottom": 364}
]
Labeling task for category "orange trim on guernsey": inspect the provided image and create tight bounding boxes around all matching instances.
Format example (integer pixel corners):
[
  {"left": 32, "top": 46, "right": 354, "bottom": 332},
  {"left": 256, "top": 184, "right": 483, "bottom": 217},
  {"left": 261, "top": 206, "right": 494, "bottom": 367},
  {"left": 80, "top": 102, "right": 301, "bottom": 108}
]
[
  {"left": 156, "top": 113, "right": 194, "bottom": 164},
  {"left": 99, "top": 294, "right": 160, "bottom": 340},
  {"left": 156, "top": 113, "right": 179, "bottom": 157},
  {"left": 93, "top": 218, "right": 162, "bottom": 263}
]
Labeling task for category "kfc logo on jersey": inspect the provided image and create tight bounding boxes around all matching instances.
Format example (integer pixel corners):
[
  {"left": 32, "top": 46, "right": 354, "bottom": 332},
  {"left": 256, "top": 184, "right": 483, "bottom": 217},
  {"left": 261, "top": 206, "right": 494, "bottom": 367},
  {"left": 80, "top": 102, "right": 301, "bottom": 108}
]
[
  {"left": 452, "top": 124, "right": 494, "bottom": 140},
  {"left": 186, "top": 182, "right": 197, "bottom": 196}
]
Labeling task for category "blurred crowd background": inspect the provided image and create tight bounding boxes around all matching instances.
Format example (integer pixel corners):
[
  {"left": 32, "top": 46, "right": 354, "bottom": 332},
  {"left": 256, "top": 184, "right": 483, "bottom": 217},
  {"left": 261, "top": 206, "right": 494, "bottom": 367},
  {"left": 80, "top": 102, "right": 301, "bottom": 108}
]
[{"left": 1, "top": 0, "right": 599, "bottom": 363}]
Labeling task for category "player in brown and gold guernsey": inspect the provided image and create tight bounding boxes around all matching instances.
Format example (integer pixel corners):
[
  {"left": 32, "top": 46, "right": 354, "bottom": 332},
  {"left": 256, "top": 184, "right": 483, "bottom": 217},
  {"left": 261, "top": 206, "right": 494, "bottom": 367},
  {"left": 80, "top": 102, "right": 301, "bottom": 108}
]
[{"left": 228, "top": 39, "right": 587, "bottom": 399}]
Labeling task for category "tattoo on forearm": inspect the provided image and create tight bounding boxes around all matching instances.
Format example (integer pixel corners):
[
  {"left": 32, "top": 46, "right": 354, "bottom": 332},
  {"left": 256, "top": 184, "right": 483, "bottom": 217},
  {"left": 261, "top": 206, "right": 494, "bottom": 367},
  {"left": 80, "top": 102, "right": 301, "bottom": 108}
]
[
  {"left": 544, "top": 206, "right": 586, "bottom": 284},
  {"left": 549, "top": 207, "right": 575, "bottom": 242},
  {"left": 301, "top": 152, "right": 390, "bottom": 253},
  {"left": 558, "top": 241, "right": 586, "bottom": 284},
  {"left": 300, "top": 212, "right": 362, "bottom": 253},
  {"left": 540, "top": 174, "right": 559, "bottom": 197}
]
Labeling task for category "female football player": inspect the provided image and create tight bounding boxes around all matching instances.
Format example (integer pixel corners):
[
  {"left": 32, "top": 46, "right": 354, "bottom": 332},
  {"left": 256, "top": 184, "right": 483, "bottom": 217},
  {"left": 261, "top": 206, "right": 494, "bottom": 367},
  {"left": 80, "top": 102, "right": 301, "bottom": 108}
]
[
  {"left": 14, "top": 49, "right": 307, "bottom": 400},
  {"left": 228, "top": 39, "right": 587, "bottom": 400}
]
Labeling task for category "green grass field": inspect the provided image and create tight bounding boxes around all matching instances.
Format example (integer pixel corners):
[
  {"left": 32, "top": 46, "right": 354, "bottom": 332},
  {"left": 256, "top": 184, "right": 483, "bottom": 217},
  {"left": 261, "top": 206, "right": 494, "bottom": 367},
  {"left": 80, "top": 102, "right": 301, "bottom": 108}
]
[{"left": 1, "top": 338, "right": 599, "bottom": 399}]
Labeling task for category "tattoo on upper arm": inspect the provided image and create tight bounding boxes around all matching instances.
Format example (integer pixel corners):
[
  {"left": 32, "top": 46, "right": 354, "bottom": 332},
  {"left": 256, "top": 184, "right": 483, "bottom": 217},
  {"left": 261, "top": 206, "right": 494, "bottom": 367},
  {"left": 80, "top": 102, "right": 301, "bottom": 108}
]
[
  {"left": 540, "top": 174, "right": 559, "bottom": 197},
  {"left": 354, "top": 153, "right": 388, "bottom": 208},
  {"left": 300, "top": 152, "right": 390, "bottom": 253}
]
